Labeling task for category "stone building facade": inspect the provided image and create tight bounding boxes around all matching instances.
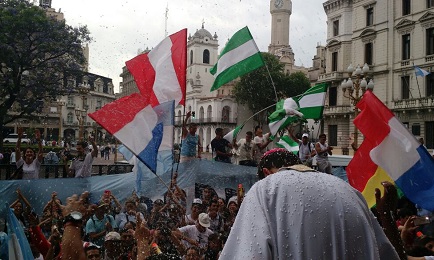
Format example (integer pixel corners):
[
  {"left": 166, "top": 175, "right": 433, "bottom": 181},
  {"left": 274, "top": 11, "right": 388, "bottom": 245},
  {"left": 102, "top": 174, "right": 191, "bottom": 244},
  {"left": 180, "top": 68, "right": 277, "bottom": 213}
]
[{"left": 319, "top": 0, "right": 434, "bottom": 152}]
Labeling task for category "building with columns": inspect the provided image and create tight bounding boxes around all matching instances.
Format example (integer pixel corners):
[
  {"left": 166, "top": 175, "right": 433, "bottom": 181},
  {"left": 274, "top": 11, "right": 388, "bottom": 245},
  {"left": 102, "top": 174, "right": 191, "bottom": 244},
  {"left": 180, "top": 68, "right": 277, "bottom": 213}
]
[
  {"left": 3, "top": 0, "right": 115, "bottom": 143},
  {"left": 174, "top": 25, "right": 253, "bottom": 150},
  {"left": 319, "top": 0, "right": 434, "bottom": 152}
]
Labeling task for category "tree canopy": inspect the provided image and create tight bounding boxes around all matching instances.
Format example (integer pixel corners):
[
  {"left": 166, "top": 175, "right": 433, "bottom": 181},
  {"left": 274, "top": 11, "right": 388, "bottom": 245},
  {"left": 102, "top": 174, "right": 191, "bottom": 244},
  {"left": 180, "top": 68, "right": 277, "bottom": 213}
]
[
  {"left": 232, "top": 52, "right": 311, "bottom": 124},
  {"left": 0, "top": 0, "right": 91, "bottom": 139}
]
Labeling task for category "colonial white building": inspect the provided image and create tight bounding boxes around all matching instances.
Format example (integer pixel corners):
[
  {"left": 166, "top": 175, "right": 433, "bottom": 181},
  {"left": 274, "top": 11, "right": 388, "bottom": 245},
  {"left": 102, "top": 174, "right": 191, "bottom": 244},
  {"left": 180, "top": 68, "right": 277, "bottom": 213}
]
[
  {"left": 319, "top": 0, "right": 434, "bottom": 152},
  {"left": 174, "top": 25, "right": 253, "bottom": 150}
]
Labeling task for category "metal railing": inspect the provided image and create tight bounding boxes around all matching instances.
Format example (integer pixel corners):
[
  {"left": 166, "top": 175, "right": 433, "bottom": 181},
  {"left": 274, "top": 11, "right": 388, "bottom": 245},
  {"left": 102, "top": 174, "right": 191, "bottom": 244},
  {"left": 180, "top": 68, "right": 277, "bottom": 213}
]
[
  {"left": 393, "top": 97, "right": 434, "bottom": 110},
  {"left": 0, "top": 163, "right": 134, "bottom": 180},
  {"left": 174, "top": 117, "right": 238, "bottom": 126}
]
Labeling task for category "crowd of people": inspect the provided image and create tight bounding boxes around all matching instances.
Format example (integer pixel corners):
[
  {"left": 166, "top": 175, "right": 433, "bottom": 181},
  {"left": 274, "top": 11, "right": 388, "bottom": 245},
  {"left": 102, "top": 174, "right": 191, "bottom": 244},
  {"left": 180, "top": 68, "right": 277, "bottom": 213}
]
[
  {"left": 1, "top": 146, "right": 434, "bottom": 259},
  {"left": 2, "top": 169, "right": 244, "bottom": 260},
  {"left": 0, "top": 128, "right": 120, "bottom": 179},
  {"left": 3, "top": 124, "right": 434, "bottom": 259}
]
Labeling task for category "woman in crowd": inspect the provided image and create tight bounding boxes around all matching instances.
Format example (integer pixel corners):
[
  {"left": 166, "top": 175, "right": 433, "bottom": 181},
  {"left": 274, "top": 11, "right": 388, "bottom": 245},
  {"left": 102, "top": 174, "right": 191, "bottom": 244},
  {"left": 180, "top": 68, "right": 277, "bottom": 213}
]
[{"left": 14, "top": 127, "right": 43, "bottom": 179}]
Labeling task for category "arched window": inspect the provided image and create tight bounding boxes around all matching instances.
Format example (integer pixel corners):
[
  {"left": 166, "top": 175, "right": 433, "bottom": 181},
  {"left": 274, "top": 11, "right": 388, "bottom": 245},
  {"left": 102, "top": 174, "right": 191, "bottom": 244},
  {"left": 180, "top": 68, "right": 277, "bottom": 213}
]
[
  {"left": 190, "top": 50, "right": 193, "bottom": 65},
  {"left": 222, "top": 106, "right": 230, "bottom": 122},
  {"left": 67, "top": 112, "right": 73, "bottom": 124},
  {"left": 203, "top": 49, "right": 210, "bottom": 64}
]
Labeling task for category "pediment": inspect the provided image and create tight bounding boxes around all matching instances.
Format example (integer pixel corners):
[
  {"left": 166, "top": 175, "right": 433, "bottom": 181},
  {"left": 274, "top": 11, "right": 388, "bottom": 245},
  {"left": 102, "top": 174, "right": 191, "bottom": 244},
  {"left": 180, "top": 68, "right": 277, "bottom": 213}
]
[
  {"left": 359, "top": 29, "right": 376, "bottom": 43},
  {"left": 395, "top": 19, "right": 415, "bottom": 30},
  {"left": 326, "top": 39, "right": 341, "bottom": 48},
  {"left": 419, "top": 12, "right": 434, "bottom": 28},
  {"left": 360, "top": 29, "right": 376, "bottom": 37},
  {"left": 419, "top": 11, "right": 434, "bottom": 23}
]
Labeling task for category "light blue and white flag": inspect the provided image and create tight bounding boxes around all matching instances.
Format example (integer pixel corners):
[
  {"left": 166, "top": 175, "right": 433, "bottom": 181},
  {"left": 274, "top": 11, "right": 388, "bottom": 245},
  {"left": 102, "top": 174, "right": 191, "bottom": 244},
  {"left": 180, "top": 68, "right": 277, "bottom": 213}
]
[
  {"left": 7, "top": 206, "right": 33, "bottom": 260},
  {"left": 415, "top": 66, "right": 430, "bottom": 77}
]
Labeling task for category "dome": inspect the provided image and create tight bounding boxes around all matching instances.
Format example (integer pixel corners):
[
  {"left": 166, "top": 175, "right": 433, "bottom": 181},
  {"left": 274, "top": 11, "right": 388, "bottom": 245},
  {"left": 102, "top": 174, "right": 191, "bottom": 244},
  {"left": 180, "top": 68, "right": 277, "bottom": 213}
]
[{"left": 193, "top": 25, "right": 213, "bottom": 39}]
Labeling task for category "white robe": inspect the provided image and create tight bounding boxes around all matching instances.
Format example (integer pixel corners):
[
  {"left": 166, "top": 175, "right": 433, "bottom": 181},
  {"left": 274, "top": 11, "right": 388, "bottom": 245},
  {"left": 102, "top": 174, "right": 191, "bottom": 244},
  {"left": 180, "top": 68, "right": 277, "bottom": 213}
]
[{"left": 220, "top": 169, "right": 399, "bottom": 260}]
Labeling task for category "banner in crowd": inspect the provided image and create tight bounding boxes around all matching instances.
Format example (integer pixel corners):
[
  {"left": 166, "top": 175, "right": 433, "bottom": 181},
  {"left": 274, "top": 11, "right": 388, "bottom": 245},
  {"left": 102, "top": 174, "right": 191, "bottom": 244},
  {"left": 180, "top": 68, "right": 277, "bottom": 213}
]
[{"left": 0, "top": 160, "right": 257, "bottom": 217}]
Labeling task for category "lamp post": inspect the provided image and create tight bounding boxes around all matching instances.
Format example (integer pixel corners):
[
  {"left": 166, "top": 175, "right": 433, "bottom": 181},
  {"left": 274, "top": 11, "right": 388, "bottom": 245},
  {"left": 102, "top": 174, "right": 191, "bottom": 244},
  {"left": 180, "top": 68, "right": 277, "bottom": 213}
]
[
  {"left": 75, "top": 109, "right": 87, "bottom": 141},
  {"left": 341, "top": 63, "right": 375, "bottom": 149},
  {"left": 75, "top": 83, "right": 90, "bottom": 141},
  {"left": 57, "top": 99, "right": 65, "bottom": 144}
]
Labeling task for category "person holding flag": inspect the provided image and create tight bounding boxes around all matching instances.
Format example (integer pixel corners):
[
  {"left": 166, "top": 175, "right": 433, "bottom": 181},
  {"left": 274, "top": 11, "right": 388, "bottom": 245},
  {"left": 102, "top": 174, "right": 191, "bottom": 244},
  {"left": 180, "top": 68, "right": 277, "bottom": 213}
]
[
  {"left": 180, "top": 111, "right": 202, "bottom": 163},
  {"left": 232, "top": 131, "right": 256, "bottom": 167}
]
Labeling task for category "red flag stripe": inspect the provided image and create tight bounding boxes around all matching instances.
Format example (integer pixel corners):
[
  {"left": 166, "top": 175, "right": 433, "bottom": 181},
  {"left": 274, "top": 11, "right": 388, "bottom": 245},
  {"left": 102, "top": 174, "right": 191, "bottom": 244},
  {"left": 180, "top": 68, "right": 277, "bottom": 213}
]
[
  {"left": 169, "top": 29, "right": 186, "bottom": 105},
  {"left": 125, "top": 54, "right": 155, "bottom": 106},
  {"left": 88, "top": 93, "right": 148, "bottom": 134},
  {"left": 125, "top": 29, "right": 186, "bottom": 107}
]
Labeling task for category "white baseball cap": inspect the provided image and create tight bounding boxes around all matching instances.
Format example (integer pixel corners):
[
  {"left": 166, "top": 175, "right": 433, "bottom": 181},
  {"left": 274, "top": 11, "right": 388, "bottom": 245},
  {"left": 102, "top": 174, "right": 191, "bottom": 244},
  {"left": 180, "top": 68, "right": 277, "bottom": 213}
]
[{"left": 302, "top": 133, "right": 309, "bottom": 138}]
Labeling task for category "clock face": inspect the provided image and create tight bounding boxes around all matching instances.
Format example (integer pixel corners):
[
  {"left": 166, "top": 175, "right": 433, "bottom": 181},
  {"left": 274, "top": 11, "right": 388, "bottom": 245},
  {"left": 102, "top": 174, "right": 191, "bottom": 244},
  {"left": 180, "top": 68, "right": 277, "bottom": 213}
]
[{"left": 274, "top": 0, "right": 284, "bottom": 9}]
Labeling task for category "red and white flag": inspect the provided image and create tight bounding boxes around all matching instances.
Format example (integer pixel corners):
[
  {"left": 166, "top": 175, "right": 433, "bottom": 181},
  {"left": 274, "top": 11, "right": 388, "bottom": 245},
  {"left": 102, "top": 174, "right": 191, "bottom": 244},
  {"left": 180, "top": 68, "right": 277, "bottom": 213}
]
[{"left": 126, "top": 29, "right": 187, "bottom": 107}]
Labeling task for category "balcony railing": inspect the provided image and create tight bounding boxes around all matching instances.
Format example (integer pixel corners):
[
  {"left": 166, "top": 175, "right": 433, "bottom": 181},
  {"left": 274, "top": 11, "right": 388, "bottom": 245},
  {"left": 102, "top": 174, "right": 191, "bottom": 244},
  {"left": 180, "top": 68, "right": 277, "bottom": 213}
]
[
  {"left": 393, "top": 97, "right": 434, "bottom": 110},
  {"left": 66, "top": 103, "right": 75, "bottom": 108},
  {"left": 323, "top": 105, "right": 352, "bottom": 115},
  {"left": 318, "top": 72, "right": 344, "bottom": 82},
  {"left": 175, "top": 117, "right": 238, "bottom": 126}
]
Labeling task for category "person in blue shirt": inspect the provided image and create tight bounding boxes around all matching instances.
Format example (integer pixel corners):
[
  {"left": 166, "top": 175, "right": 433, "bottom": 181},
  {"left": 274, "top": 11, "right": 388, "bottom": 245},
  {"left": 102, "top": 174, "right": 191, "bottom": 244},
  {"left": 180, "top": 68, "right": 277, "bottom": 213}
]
[{"left": 180, "top": 111, "right": 202, "bottom": 162}]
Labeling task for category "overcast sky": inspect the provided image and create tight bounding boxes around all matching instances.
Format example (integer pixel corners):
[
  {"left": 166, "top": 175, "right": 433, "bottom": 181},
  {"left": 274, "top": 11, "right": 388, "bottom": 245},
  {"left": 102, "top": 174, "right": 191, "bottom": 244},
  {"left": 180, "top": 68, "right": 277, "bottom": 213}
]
[{"left": 52, "top": 0, "right": 327, "bottom": 93}]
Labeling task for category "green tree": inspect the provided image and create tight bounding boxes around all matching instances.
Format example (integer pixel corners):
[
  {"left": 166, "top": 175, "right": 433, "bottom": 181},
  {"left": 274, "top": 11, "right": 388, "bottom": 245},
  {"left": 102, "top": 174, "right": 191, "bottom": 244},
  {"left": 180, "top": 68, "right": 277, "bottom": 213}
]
[
  {"left": 233, "top": 52, "right": 310, "bottom": 125},
  {"left": 0, "top": 0, "right": 91, "bottom": 146}
]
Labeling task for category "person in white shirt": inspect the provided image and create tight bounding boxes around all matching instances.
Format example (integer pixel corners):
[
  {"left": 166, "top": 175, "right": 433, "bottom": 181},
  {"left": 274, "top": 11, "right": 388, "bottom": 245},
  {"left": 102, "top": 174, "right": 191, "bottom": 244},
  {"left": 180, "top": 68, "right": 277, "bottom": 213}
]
[
  {"left": 315, "top": 133, "right": 333, "bottom": 174},
  {"left": 9, "top": 149, "right": 16, "bottom": 165},
  {"left": 176, "top": 213, "right": 213, "bottom": 250},
  {"left": 220, "top": 148, "right": 400, "bottom": 260},
  {"left": 253, "top": 126, "right": 272, "bottom": 164},
  {"left": 233, "top": 131, "right": 256, "bottom": 167},
  {"left": 15, "top": 128, "right": 43, "bottom": 180},
  {"left": 67, "top": 137, "right": 97, "bottom": 178}
]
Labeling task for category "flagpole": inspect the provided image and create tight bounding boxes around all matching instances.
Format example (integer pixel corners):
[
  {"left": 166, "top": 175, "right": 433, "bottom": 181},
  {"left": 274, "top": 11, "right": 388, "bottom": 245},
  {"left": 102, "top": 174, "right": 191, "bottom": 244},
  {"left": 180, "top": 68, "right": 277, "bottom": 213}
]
[
  {"left": 264, "top": 59, "right": 279, "bottom": 103},
  {"left": 249, "top": 35, "right": 279, "bottom": 103},
  {"left": 413, "top": 62, "right": 423, "bottom": 99}
]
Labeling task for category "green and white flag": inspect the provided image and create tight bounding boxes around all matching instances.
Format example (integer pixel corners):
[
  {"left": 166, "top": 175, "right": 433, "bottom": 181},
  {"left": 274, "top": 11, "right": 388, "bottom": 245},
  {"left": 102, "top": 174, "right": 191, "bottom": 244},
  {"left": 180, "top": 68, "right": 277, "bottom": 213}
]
[
  {"left": 223, "top": 124, "right": 244, "bottom": 142},
  {"left": 269, "top": 83, "right": 328, "bottom": 135},
  {"left": 276, "top": 136, "right": 299, "bottom": 154},
  {"left": 210, "top": 26, "right": 265, "bottom": 91}
]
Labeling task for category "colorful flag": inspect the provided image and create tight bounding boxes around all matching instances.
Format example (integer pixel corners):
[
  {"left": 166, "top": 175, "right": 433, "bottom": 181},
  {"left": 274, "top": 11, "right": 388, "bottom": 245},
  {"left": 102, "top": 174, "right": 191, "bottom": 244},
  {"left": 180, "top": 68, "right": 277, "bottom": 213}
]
[
  {"left": 126, "top": 29, "right": 186, "bottom": 107},
  {"left": 276, "top": 136, "right": 299, "bottom": 154},
  {"left": 268, "top": 83, "right": 328, "bottom": 136},
  {"left": 347, "top": 91, "right": 434, "bottom": 210},
  {"left": 89, "top": 94, "right": 174, "bottom": 173},
  {"left": 210, "top": 26, "right": 264, "bottom": 91},
  {"left": 7, "top": 207, "right": 33, "bottom": 260},
  {"left": 414, "top": 66, "right": 430, "bottom": 77},
  {"left": 223, "top": 124, "right": 245, "bottom": 142}
]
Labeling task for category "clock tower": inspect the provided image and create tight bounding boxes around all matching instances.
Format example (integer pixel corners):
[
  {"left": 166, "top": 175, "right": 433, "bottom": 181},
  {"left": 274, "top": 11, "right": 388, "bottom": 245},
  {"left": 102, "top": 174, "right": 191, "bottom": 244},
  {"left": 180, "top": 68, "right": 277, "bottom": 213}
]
[{"left": 269, "top": 0, "right": 295, "bottom": 73}]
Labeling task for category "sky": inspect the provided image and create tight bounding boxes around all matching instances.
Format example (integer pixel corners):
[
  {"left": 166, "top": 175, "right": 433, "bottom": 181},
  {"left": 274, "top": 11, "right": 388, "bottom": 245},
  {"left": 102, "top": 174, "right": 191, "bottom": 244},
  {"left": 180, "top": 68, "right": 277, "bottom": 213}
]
[{"left": 52, "top": 0, "right": 327, "bottom": 93}]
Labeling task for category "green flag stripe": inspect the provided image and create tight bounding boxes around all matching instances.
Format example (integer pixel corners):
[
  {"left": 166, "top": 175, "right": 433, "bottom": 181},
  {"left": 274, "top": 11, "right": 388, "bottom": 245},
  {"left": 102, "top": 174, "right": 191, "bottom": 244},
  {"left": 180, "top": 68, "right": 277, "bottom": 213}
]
[
  {"left": 211, "top": 53, "right": 263, "bottom": 91},
  {"left": 217, "top": 27, "right": 254, "bottom": 58},
  {"left": 212, "top": 39, "right": 260, "bottom": 77},
  {"left": 277, "top": 136, "right": 299, "bottom": 153},
  {"left": 299, "top": 106, "right": 324, "bottom": 119},
  {"left": 233, "top": 125, "right": 243, "bottom": 137},
  {"left": 298, "top": 92, "right": 326, "bottom": 108}
]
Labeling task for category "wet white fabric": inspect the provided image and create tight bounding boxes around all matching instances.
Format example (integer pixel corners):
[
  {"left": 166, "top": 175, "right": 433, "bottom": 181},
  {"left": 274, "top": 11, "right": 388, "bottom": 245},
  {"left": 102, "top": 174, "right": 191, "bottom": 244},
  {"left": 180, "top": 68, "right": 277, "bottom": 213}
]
[{"left": 220, "top": 170, "right": 399, "bottom": 260}]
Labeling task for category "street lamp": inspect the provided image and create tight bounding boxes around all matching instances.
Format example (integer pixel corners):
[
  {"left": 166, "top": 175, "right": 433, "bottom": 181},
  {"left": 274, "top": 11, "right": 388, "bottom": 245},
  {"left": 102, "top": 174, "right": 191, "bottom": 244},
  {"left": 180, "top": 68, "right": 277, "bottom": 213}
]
[
  {"left": 341, "top": 63, "right": 375, "bottom": 150},
  {"left": 75, "top": 109, "right": 87, "bottom": 141},
  {"left": 78, "top": 83, "right": 90, "bottom": 109}
]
